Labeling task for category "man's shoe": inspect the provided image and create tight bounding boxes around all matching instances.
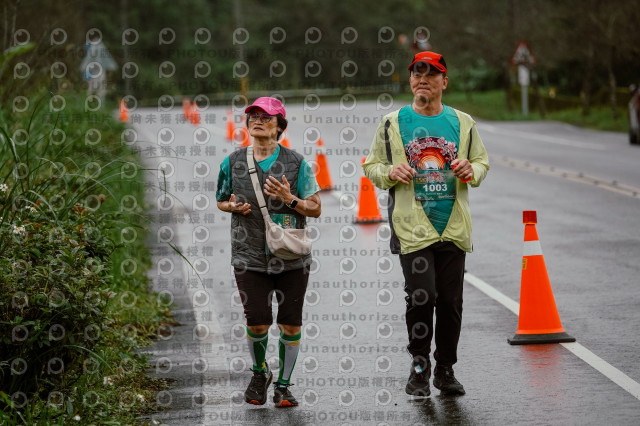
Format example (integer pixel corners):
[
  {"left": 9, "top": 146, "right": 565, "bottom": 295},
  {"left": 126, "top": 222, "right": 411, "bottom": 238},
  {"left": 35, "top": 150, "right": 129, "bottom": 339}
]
[
  {"left": 244, "top": 367, "right": 273, "bottom": 405},
  {"left": 273, "top": 382, "right": 298, "bottom": 407},
  {"left": 433, "top": 364, "right": 466, "bottom": 395},
  {"left": 405, "top": 357, "right": 431, "bottom": 397}
]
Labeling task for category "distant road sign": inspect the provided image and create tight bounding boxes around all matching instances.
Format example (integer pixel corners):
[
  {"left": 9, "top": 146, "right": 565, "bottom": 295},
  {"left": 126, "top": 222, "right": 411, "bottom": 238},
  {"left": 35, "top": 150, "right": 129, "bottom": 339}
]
[
  {"left": 511, "top": 41, "right": 536, "bottom": 66},
  {"left": 518, "top": 65, "right": 530, "bottom": 86}
]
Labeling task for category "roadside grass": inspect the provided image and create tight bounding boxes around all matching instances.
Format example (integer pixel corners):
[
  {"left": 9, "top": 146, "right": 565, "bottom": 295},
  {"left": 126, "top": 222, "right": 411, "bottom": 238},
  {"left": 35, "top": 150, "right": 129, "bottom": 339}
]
[
  {"left": 397, "top": 90, "right": 630, "bottom": 133},
  {"left": 0, "top": 91, "right": 170, "bottom": 425}
]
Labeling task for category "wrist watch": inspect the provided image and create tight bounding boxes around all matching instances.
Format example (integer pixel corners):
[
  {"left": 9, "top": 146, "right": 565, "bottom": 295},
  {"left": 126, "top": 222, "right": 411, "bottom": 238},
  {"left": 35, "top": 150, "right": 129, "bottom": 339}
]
[{"left": 286, "top": 198, "right": 298, "bottom": 209}]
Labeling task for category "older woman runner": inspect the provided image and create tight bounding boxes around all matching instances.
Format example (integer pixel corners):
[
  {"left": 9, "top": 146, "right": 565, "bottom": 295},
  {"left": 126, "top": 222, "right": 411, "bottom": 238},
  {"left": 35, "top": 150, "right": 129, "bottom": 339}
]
[{"left": 216, "top": 97, "right": 321, "bottom": 407}]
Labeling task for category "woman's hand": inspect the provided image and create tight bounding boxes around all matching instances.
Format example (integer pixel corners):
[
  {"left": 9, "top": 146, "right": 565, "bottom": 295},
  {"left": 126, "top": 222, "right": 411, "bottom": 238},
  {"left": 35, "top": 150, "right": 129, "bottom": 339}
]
[
  {"left": 264, "top": 175, "right": 321, "bottom": 217},
  {"left": 217, "top": 193, "right": 251, "bottom": 215},
  {"left": 263, "top": 175, "right": 293, "bottom": 203}
]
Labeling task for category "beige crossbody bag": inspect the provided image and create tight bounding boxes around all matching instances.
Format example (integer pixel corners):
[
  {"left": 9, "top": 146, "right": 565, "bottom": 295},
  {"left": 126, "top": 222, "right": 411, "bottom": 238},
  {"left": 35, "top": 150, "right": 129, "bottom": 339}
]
[{"left": 247, "top": 146, "right": 312, "bottom": 260}]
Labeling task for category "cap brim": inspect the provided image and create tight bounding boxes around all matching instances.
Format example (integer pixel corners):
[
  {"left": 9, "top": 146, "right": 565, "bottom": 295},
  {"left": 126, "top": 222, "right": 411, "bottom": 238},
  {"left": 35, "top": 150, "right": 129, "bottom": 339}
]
[
  {"left": 245, "top": 105, "right": 267, "bottom": 114},
  {"left": 409, "top": 60, "right": 446, "bottom": 73}
]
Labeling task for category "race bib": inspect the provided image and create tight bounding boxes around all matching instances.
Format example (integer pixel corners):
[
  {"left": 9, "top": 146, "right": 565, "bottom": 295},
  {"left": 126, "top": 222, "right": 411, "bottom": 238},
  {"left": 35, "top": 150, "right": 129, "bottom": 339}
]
[
  {"left": 271, "top": 214, "right": 296, "bottom": 229},
  {"left": 414, "top": 170, "right": 456, "bottom": 201}
]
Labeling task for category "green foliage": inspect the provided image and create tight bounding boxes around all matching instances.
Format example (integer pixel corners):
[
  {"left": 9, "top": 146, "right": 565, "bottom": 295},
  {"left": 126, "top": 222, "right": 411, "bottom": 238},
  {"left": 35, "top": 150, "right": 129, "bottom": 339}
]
[
  {"left": 2, "top": 0, "right": 640, "bottom": 105},
  {"left": 443, "top": 90, "right": 630, "bottom": 132},
  {"left": 0, "top": 43, "right": 36, "bottom": 71},
  {"left": 0, "top": 92, "right": 168, "bottom": 423},
  {"left": 0, "top": 218, "right": 113, "bottom": 394}
]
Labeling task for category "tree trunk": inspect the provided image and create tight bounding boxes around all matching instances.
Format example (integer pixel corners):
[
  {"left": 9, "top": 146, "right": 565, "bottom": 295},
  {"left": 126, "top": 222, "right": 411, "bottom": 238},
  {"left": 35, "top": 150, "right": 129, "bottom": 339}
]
[
  {"left": 10, "top": 0, "right": 18, "bottom": 47},
  {"left": 120, "top": 0, "right": 129, "bottom": 96},
  {"left": 505, "top": 0, "right": 515, "bottom": 112},
  {"left": 464, "top": 67, "right": 473, "bottom": 102},
  {"left": 504, "top": 65, "right": 513, "bottom": 112},
  {"left": 233, "top": 0, "right": 247, "bottom": 97},
  {"left": 0, "top": 0, "right": 19, "bottom": 90},
  {"left": 581, "top": 40, "right": 593, "bottom": 116},
  {"left": 605, "top": 15, "right": 618, "bottom": 120},
  {"left": 607, "top": 49, "right": 618, "bottom": 120},
  {"left": 532, "top": 69, "right": 546, "bottom": 118},
  {"left": 2, "top": 2, "right": 7, "bottom": 50}
]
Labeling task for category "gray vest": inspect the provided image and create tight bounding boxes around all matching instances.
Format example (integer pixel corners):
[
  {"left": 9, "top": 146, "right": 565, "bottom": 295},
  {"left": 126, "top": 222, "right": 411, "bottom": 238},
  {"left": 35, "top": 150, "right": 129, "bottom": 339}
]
[{"left": 228, "top": 146, "right": 311, "bottom": 273}]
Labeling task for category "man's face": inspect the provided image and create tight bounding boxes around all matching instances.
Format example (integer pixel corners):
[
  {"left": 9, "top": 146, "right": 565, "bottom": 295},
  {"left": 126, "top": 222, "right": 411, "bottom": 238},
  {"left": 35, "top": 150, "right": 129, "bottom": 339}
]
[{"left": 410, "top": 63, "right": 448, "bottom": 102}]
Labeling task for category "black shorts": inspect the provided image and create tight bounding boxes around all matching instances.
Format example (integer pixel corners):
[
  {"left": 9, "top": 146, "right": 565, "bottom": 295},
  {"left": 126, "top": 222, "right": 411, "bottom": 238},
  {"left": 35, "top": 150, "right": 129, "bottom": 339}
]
[{"left": 234, "top": 266, "right": 310, "bottom": 326}]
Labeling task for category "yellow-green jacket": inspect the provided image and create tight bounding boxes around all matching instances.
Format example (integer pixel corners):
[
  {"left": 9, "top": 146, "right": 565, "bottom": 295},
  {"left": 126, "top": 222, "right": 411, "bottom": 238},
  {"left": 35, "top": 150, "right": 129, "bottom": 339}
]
[{"left": 362, "top": 108, "right": 489, "bottom": 254}]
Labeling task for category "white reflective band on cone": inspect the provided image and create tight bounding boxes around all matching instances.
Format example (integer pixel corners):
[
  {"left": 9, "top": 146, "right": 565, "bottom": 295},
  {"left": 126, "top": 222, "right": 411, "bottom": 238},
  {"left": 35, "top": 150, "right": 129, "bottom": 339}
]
[{"left": 523, "top": 240, "right": 543, "bottom": 256}]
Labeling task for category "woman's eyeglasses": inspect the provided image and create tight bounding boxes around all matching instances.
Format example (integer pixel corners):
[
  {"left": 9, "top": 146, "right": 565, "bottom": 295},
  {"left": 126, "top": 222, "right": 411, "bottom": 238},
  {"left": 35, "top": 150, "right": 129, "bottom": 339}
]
[{"left": 248, "top": 112, "right": 274, "bottom": 123}]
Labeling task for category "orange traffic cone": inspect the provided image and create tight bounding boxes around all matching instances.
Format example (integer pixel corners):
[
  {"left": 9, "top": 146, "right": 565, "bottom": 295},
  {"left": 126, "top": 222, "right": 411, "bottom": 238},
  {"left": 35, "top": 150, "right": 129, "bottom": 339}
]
[
  {"left": 182, "top": 98, "right": 191, "bottom": 121},
  {"left": 119, "top": 99, "right": 128, "bottom": 123},
  {"left": 281, "top": 132, "right": 291, "bottom": 148},
  {"left": 508, "top": 211, "right": 576, "bottom": 345},
  {"left": 226, "top": 110, "right": 235, "bottom": 141},
  {"left": 190, "top": 103, "right": 201, "bottom": 125},
  {"left": 236, "top": 127, "right": 250, "bottom": 147},
  {"left": 315, "top": 139, "right": 333, "bottom": 191},
  {"left": 355, "top": 157, "right": 384, "bottom": 223}
]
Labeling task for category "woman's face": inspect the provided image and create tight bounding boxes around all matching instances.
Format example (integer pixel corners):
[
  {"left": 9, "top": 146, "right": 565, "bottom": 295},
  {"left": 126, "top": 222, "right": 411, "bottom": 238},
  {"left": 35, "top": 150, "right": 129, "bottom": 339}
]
[{"left": 248, "top": 109, "right": 278, "bottom": 140}]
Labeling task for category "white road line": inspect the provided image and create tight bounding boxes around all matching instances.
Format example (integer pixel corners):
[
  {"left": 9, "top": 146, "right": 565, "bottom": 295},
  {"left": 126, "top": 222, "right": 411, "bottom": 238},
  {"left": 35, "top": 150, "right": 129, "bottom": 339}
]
[
  {"left": 490, "top": 156, "right": 640, "bottom": 200},
  {"left": 464, "top": 273, "right": 519, "bottom": 315},
  {"left": 560, "top": 342, "right": 640, "bottom": 400},
  {"left": 465, "top": 272, "right": 640, "bottom": 401},
  {"left": 480, "top": 123, "right": 607, "bottom": 151}
]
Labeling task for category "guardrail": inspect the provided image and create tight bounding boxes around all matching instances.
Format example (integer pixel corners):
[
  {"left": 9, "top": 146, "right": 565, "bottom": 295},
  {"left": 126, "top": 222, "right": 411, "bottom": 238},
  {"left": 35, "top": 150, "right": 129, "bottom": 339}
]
[{"left": 142, "top": 85, "right": 404, "bottom": 108}]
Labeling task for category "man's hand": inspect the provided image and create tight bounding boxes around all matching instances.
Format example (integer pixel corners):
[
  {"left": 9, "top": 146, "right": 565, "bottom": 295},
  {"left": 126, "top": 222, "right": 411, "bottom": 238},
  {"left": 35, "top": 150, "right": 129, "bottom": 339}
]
[
  {"left": 451, "top": 159, "right": 473, "bottom": 182},
  {"left": 388, "top": 164, "right": 417, "bottom": 184}
]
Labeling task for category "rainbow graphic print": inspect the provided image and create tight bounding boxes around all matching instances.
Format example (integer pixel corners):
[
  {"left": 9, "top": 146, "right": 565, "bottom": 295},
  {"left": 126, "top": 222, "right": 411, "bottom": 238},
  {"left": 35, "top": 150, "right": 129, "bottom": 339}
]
[{"left": 405, "top": 136, "right": 458, "bottom": 201}]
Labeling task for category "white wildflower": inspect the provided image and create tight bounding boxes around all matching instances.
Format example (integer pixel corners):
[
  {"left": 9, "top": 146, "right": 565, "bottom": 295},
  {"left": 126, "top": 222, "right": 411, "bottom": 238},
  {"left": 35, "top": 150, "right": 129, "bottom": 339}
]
[
  {"left": 103, "top": 376, "right": 114, "bottom": 385},
  {"left": 0, "top": 183, "right": 8, "bottom": 193},
  {"left": 73, "top": 415, "right": 81, "bottom": 421},
  {"left": 137, "top": 394, "right": 145, "bottom": 401},
  {"left": 12, "top": 226, "right": 25, "bottom": 235}
]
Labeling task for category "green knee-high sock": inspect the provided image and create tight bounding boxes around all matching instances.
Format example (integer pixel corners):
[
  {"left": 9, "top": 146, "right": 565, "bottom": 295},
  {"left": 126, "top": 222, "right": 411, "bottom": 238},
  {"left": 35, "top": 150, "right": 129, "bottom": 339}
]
[
  {"left": 246, "top": 328, "right": 268, "bottom": 372},
  {"left": 277, "top": 332, "right": 301, "bottom": 384}
]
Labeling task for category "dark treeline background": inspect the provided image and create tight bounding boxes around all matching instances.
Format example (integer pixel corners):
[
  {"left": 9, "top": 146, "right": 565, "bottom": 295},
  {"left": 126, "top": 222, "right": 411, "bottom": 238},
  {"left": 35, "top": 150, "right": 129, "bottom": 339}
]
[{"left": 1, "top": 0, "right": 639, "bottom": 113}]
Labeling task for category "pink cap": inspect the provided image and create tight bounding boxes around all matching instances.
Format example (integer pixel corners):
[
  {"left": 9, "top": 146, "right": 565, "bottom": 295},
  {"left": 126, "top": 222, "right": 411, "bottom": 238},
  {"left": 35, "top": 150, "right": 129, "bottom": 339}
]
[{"left": 245, "top": 97, "right": 286, "bottom": 118}]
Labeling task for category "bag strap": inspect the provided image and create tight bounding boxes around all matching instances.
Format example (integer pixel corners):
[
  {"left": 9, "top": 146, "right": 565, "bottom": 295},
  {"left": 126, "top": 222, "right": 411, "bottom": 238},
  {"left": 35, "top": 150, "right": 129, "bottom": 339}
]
[
  {"left": 383, "top": 119, "right": 402, "bottom": 255},
  {"left": 384, "top": 120, "right": 392, "bottom": 163},
  {"left": 246, "top": 146, "right": 271, "bottom": 220}
]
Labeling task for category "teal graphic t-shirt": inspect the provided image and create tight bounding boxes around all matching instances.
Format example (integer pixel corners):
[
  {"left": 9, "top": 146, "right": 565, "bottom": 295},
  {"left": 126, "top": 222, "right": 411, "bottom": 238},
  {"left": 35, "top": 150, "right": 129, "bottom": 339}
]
[
  {"left": 398, "top": 104, "right": 460, "bottom": 235},
  {"left": 216, "top": 144, "right": 320, "bottom": 204}
]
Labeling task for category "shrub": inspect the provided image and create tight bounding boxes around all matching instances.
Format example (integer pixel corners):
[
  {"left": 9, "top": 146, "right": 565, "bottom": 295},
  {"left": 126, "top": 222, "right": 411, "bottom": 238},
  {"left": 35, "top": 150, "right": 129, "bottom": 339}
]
[
  {"left": 0, "top": 214, "right": 114, "bottom": 397},
  {"left": 0, "top": 91, "right": 165, "bottom": 422}
]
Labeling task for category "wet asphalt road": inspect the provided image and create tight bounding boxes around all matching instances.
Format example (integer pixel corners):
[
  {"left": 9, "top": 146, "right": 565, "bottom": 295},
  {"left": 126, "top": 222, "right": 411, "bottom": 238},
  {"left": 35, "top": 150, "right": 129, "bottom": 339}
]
[{"left": 133, "top": 99, "right": 640, "bottom": 425}]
